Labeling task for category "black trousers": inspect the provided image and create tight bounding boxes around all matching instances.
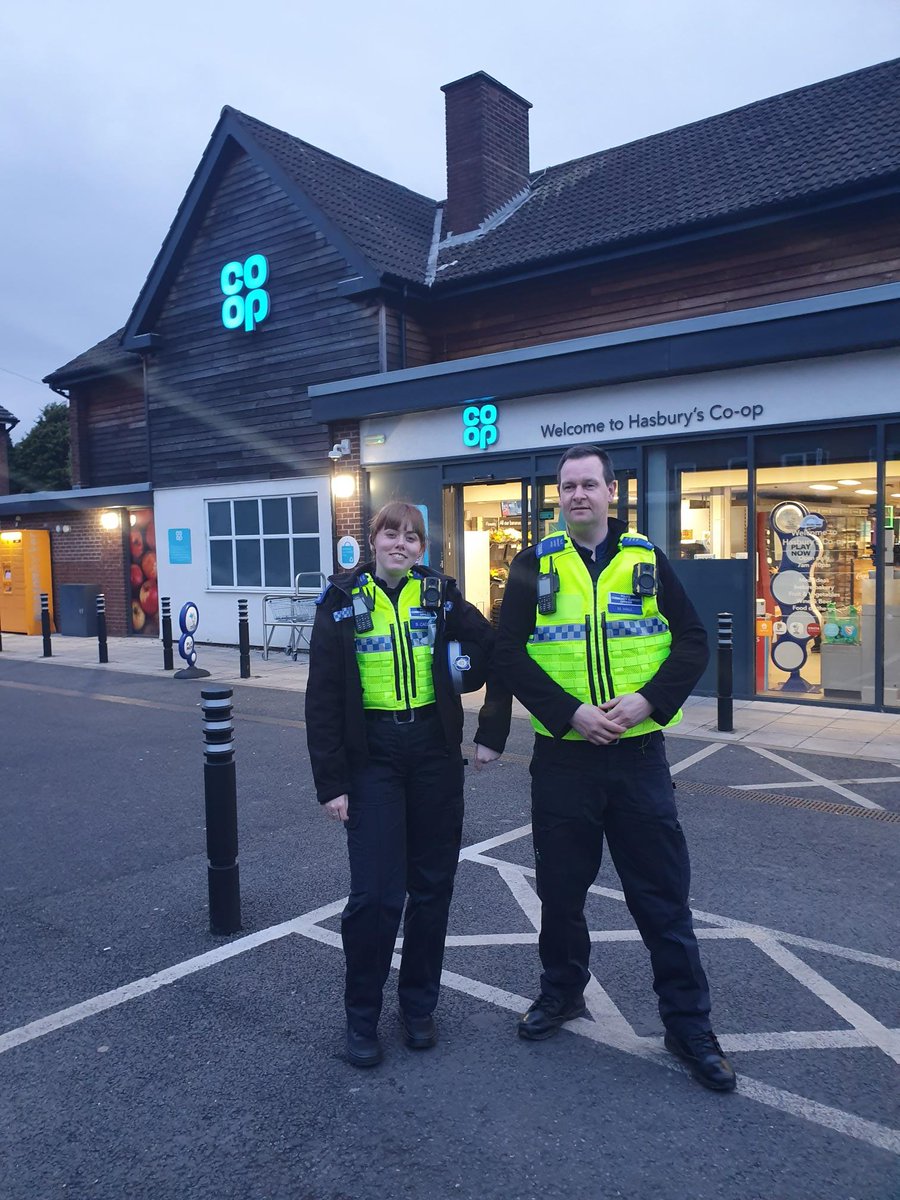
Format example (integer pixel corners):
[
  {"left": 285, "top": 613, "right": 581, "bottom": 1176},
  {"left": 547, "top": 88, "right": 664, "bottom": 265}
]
[
  {"left": 530, "top": 731, "right": 712, "bottom": 1037},
  {"left": 343, "top": 714, "right": 465, "bottom": 1037}
]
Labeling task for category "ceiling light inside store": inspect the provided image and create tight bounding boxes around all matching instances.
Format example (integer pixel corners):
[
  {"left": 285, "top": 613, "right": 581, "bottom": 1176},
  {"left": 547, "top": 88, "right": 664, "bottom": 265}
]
[
  {"left": 854, "top": 489, "right": 877, "bottom": 496},
  {"left": 808, "top": 484, "right": 837, "bottom": 491},
  {"left": 837, "top": 479, "right": 861, "bottom": 486}
]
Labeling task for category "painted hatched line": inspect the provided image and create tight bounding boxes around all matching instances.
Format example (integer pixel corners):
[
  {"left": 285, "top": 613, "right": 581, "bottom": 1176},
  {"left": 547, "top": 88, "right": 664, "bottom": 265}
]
[{"left": 678, "top": 779, "right": 900, "bottom": 822}]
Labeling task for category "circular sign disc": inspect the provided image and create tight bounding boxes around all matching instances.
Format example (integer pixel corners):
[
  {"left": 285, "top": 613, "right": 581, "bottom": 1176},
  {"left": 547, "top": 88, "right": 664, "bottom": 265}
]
[
  {"left": 771, "top": 570, "right": 810, "bottom": 606},
  {"left": 772, "top": 639, "right": 806, "bottom": 671}
]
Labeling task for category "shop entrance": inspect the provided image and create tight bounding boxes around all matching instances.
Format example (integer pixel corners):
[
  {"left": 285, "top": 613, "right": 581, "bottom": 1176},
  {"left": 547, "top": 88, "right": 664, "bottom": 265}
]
[{"left": 442, "top": 460, "right": 638, "bottom": 626}]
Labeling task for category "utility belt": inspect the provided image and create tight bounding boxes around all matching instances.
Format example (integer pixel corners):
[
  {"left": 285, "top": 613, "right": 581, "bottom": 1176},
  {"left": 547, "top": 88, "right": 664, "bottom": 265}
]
[{"left": 364, "top": 703, "right": 439, "bottom": 725}]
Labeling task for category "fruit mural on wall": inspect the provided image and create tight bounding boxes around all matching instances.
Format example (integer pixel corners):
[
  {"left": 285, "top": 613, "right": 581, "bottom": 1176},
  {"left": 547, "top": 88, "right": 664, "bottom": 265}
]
[{"left": 129, "top": 508, "right": 159, "bottom": 636}]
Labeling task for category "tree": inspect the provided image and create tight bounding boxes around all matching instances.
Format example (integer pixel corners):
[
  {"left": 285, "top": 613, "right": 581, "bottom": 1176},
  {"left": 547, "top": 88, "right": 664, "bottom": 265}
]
[{"left": 9, "top": 402, "right": 71, "bottom": 493}]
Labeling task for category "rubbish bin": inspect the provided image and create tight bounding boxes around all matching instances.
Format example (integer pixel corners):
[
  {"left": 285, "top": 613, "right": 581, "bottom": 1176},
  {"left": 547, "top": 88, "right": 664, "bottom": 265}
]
[{"left": 57, "top": 583, "right": 101, "bottom": 637}]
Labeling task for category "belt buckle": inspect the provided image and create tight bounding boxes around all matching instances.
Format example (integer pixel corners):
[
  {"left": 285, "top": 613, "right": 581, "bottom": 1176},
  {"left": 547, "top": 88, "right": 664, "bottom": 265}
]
[{"left": 392, "top": 708, "right": 415, "bottom": 725}]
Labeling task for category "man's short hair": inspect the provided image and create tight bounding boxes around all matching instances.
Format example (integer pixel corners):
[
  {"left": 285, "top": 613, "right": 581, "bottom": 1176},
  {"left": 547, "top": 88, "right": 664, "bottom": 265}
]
[
  {"left": 369, "top": 501, "right": 426, "bottom": 545},
  {"left": 556, "top": 444, "right": 615, "bottom": 486}
]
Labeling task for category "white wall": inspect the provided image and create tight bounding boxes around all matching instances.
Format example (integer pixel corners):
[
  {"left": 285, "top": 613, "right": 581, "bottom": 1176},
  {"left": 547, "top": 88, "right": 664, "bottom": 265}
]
[{"left": 153, "top": 476, "right": 333, "bottom": 646}]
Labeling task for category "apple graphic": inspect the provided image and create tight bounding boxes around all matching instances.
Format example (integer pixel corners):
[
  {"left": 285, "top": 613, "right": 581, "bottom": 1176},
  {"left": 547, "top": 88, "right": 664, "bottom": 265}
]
[
  {"left": 139, "top": 579, "right": 159, "bottom": 616},
  {"left": 131, "top": 600, "right": 146, "bottom": 631},
  {"left": 130, "top": 564, "right": 144, "bottom": 590},
  {"left": 130, "top": 529, "right": 144, "bottom": 560},
  {"left": 141, "top": 550, "right": 157, "bottom": 580}
]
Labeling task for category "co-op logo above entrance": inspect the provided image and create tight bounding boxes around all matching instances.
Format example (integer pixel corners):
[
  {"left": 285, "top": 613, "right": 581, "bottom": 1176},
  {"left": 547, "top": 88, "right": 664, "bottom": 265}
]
[
  {"left": 220, "top": 254, "right": 270, "bottom": 332},
  {"left": 462, "top": 401, "right": 498, "bottom": 450}
]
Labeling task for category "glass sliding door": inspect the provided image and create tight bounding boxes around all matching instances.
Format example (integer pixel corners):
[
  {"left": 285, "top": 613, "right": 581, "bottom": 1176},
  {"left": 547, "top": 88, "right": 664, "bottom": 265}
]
[
  {"left": 755, "top": 427, "right": 879, "bottom": 704},
  {"left": 883, "top": 429, "right": 900, "bottom": 709}
]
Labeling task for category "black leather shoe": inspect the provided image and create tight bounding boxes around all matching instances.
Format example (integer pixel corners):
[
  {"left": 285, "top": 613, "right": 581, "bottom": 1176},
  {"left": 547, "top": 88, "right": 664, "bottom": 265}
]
[
  {"left": 517, "top": 993, "right": 586, "bottom": 1041},
  {"left": 664, "top": 1029, "right": 737, "bottom": 1091},
  {"left": 346, "top": 1026, "right": 383, "bottom": 1068},
  {"left": 400, "top": 1012, "right": 438, "bottom": 1050}
]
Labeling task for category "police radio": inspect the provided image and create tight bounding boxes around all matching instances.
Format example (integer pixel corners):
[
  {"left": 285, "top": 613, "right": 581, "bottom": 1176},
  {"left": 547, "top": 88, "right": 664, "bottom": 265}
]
[
  {"left": 420, "top": 576, "right": 443, "bottom": 611},
  {"left": 352, "top": 591, "right": 374, "bottom": 633},
  {"left": 632, "top": 561, "right": 658, "bottom": 597},
  {"left": 537, "top": 566, "right": 560, "bottom": 614}
]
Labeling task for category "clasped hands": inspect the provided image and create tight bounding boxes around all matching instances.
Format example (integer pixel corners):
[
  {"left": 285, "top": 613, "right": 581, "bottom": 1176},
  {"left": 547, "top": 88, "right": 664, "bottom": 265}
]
[{"left": 569, "top": 693, "right": 653, "bottom": 745}]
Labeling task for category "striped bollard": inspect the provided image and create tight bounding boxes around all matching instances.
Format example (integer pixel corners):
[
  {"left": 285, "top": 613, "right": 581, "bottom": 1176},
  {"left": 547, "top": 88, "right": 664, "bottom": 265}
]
[
  {"left": 41, "top": 593, "right": 52, "bottom": 657},
  {"left": 201, "top": 688, "right": 242, "bottom": 935},
  {"left": 96, "top": 594, "right": 108, "bottom": 663},
  {"left": 717, "top": 612, "right": 734, "bottom": 733},
  {"left": 238, "top": 599, "right": 251, "bottom": 680},
  {"left": 161, "top": 597, "right": 174, "bottom": 671}
]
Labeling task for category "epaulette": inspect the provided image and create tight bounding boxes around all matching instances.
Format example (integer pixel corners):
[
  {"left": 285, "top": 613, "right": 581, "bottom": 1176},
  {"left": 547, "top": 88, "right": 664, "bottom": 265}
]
[
  {"left": 536, "top": 534, "right": 567, "bottom": 558},
  {"left": 619, "top": 533, "right": 654, "bottom": 552},
  {"left": 315, "top": 583, "right": 333, "bottom": 605}
]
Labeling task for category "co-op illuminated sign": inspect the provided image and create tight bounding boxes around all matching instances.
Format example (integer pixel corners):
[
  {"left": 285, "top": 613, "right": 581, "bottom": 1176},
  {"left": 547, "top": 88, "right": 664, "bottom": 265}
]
[
  {"left": 220, "top": 254, "right": 270, "bottom": 332},
  {"left": 462, "top": 400, "right": 498, "bottom": 450}
]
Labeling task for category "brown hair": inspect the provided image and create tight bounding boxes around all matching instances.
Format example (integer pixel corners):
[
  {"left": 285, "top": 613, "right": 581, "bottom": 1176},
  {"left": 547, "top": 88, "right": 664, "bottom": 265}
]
[
  {"left": 556, "top": 443, "right": 615, "bottom": 485},
  {"left": 369, "top": 501, "right": 426, "bottom": 545}
]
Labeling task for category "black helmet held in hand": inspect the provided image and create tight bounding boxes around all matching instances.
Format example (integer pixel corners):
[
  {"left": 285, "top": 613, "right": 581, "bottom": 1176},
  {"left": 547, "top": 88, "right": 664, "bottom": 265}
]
[{"left": 446, "top": 640, "right": 489, "bottom": 693}]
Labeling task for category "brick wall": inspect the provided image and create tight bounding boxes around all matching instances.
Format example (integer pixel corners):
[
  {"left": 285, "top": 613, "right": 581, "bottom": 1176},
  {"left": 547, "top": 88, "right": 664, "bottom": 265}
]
[
  {"left": 0, "top": 509, "right": 131, "bottom": 636},
  {"left": 330, "top": 422, "right": 365, "bottom": 548},
  {"left": 442, "top": 73, "right": 531, "bottom": 236}
]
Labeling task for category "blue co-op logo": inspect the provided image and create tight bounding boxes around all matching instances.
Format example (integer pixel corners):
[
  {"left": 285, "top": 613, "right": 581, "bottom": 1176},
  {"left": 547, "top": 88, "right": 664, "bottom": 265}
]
[
  {"left": 462, "top": 401, "right": 498, "bottom": 451},
  {"left": 220, "top": 254, "right": 270, "bottom": 332}
]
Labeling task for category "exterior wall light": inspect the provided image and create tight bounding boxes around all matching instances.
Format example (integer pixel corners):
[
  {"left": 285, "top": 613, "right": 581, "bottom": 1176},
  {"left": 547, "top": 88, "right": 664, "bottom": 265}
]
[
  {"left": 100, "top": 510, "right": 121, "bottom": 530},
  {"left": 332, "top": 474, "right": 356, "bottom": 499},
  {"left": 0, "top": 530, "right": 23, "bottom": 542}
]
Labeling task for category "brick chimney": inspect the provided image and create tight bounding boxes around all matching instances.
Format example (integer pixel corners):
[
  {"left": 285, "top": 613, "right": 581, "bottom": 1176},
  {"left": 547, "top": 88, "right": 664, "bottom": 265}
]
[
  {"left": 0, "top": 406, "right": 18, "bottom": 495},
  {"left": 441, "top": 71, "right": 532, "bottom": 237}
]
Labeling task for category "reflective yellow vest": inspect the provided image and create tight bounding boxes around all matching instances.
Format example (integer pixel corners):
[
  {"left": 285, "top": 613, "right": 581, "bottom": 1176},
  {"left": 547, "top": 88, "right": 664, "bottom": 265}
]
[
  {"left": 525, "top": 531, "right": 681, "bottom": 740},
  {"left": 352, "top": 573, "right": 437, "bottom": 710}
]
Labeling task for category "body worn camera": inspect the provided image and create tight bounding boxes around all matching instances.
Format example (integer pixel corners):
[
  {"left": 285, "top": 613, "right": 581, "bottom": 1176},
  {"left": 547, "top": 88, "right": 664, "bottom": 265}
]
[
  {"left": 352, "top": 591, "right": 375, "bottom": 633},
  {"left": 537, "top": 567, "right": 560, "bottom": 614},
  {"left": 420, "top": 576, "right": 443, "bottom": 611},
  {"left": 632, "top": 561, "right": 658, "bottom": 597}
]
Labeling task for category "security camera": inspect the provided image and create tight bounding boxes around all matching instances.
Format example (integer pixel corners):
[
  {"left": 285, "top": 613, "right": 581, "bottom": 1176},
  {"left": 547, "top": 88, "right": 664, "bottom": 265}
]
[{"left": 328, "top": 444, "right": 344, "bottom": 460}]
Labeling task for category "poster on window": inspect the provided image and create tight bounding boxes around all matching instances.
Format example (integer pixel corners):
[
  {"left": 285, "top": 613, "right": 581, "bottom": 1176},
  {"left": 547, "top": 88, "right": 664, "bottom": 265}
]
[{"left": 129, "top": 508, "right": 159, "bottom": 637}]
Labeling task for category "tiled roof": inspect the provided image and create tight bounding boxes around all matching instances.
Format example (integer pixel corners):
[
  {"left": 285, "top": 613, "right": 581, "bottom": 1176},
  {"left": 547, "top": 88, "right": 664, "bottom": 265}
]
[
  {"left": 434, "top": 57, "right": 900, "bottom": 282},
  {"left": 228, "top": 109, "right": 438, "bottom": 283},
  {"left": 44, "top": 329, "right": 138, "bottom": 385},
  {"left": 0, "top": 404, "right": 18, "bottom": 428},
  {"left": 48, "top": 58, "right": 900, "bottom": 381}
]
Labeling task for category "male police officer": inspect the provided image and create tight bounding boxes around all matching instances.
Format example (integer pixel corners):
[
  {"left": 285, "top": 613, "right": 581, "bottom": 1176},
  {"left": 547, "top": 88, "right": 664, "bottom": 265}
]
[{"left": 495, "top": 444, "right": 736, "bottom": 1091}]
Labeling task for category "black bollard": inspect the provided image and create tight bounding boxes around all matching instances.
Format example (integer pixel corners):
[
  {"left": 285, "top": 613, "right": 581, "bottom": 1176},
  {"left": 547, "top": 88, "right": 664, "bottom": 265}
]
[
  {"left": 201, "top": 688, "right": 242, "bottom": 935},
  {"left": 96, "top": 593, "right": 109, "bottom": 663},
  {"left": 41, "top": 593, "right": 52, "bottom": 657},
  {"left": 238, "top": 599, "right": 251, "bottom": 680},
  {"left": 717, "top": 612, "right": 734, "bottom": 733},
  {"left": 161, "top": 596, "right": 174, "bottom": 671}
]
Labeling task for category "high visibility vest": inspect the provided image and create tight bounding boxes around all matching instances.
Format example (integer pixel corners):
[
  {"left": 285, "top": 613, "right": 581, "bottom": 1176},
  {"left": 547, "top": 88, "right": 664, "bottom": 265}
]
[
  {"left": 525, "top": 531, "right": 681, "bottom": 740},
  {"left": 352, "top": 573, "right": 437, "bottom": 710}
]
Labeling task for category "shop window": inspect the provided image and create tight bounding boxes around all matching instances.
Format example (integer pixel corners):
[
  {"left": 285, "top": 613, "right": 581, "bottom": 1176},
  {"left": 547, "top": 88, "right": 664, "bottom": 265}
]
[
  {"left": 882, "top": 437, "right": 900, "bottom": 709},
  {"left": 755, "top": 460, "right": 879, "bottom": 704},
  {"left": 206, "top": 495, "right": 320, "bottom": 589}
]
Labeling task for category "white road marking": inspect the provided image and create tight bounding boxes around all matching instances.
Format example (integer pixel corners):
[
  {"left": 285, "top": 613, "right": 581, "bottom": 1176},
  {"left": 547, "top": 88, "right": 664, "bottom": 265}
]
[
  {"left": 0, "top": 907, "right": 340, "bottom": 1056},
  {"left": 750, "top": 935, "right": 900, "bottom": 1065},
  {"left": 3, "top": 828, "right": 898, "bottom": 1157},
  {"left": 747, "top": 745, "right": 883, "bottom": 809},
  {"left": 731, "top": 776, "right": 900, "bottom": 790},
  {"left": 669, "top": 742, "right": 726, "bottom": 773}
]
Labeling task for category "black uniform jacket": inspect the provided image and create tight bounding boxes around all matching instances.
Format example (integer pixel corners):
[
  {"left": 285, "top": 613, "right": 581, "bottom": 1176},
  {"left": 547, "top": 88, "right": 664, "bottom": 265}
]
[
  {"left": 305, "top": 562, "right": 512, "bottom": 804},
  {"left": 494, "top": 518, "right": 710, "bottom": 739}
]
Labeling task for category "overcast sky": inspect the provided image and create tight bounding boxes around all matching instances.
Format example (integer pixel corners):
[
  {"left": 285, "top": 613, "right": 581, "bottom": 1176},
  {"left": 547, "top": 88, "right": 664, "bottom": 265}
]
[{"left": 2, "top": 0, "right": 898, "bottom": 441}]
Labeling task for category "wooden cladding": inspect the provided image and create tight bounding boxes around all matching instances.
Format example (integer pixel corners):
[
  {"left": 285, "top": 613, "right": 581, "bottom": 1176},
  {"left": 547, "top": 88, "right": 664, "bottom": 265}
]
[
  {"left": 424, "top": 200, "right": 900, "bottom": 361},
  {"left": 71, "top": 374, "right": 147, "bottom": 488},
  {"left": 148, "top": 149, "right": 383, "bottom": 488}
]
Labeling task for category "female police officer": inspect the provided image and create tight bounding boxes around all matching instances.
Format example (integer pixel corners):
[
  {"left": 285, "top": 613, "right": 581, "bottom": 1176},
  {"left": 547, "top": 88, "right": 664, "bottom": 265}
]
[{"left": 306, "top": 501, "right": 509, "bottom": 1067}]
